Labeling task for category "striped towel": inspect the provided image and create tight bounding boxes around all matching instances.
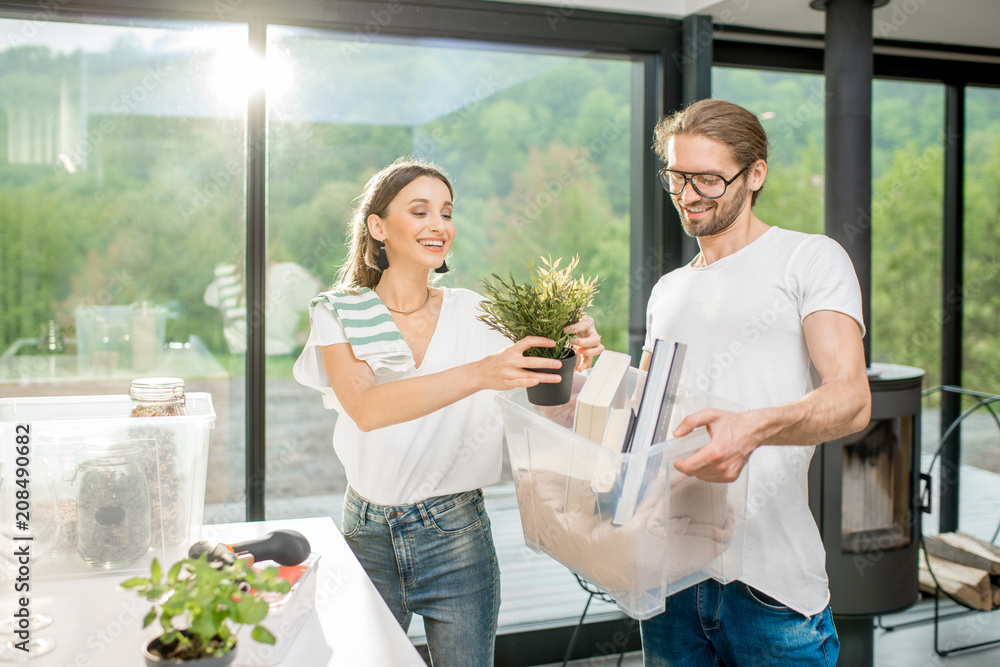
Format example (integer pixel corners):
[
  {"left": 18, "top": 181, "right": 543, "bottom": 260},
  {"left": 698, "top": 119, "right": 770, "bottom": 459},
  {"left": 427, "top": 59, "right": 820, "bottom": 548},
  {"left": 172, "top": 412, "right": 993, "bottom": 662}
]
[{"left": 312, "top": 288, "right": 414, "bottom": 376}]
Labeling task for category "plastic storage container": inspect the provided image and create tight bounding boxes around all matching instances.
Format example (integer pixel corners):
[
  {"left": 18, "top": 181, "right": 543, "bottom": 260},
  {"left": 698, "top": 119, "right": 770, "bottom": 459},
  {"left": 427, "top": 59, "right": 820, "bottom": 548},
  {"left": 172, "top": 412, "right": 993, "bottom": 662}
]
[
  {"left": 234, "top": 553, "right": 321, "bottom": 666},
  {"left": 0, "top": 391, "right": 215, "bottom": 578},
  {"left": 74, "top": 304, "right": 169, "bottom": 376},
  {"left": 498, "top": 368, "right": 749, "bottom": 620}
]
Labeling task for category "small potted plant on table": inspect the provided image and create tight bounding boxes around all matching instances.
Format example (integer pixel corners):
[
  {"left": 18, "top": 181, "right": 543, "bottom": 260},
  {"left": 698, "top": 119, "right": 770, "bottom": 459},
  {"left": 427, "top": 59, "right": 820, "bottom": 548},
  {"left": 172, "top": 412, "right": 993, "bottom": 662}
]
[
  {"left": 479, "top": 255, "right": 600, "bottom": 406},
  {"left": 121, "top": 555, "right": 291, "bottom": 666}
]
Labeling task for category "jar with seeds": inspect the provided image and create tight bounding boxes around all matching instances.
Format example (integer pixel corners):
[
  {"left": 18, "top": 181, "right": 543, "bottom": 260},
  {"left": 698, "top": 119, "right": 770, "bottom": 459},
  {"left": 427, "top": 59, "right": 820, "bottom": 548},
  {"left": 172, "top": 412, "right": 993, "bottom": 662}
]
[
  {"left": 76, "top": 442, "right": 151, "bottom": 568},
  {"left": 129, "top": 377, "right": 189, "bottom": 547},
  {"left": 129, "top": 377, "right": 187, "bottom": 418},
  {"left": 36, "top": 433, "right": 84, "bottom": 555}
]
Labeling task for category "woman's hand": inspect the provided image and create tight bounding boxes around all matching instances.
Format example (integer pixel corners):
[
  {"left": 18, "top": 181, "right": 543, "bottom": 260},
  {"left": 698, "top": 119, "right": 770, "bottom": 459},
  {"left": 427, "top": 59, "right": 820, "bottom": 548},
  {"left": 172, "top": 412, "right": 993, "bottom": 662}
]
[
  {"left": 477, "top": 336, "right": 563, "bottom": 392},
  {"left": 565, "top": 314, "right": 604, "bottom": 371}
]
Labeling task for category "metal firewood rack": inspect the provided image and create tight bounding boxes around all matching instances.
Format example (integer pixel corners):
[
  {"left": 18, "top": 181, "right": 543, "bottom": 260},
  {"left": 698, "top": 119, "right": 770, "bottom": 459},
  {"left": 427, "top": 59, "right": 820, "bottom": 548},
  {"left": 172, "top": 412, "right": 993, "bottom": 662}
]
[{"left": 878, "top": 385, "right": 1000, "bottom": 657}]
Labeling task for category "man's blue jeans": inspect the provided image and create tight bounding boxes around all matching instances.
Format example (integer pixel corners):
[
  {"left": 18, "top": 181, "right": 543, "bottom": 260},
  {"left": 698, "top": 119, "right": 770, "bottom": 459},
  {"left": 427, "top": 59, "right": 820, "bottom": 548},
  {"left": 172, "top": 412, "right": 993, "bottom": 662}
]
[
  {"left": 639, "top": 580, "right": 839, "bottom": 666},
  {"left": 342, "top": 486, "right": 500, "bottom": 666}
]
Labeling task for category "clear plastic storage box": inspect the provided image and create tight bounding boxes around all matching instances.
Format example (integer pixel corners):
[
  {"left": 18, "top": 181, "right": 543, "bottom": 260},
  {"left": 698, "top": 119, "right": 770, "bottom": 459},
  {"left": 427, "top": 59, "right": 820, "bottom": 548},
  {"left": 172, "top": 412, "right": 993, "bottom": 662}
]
[
  {"left": 234, "top": 553, "right": 321, "bottom": 667},
  {"left": 0, "top": 392, "right": 215, "bottom": 578},
  {"left": 498, "top": 369, "right": 748, "bottom": 620}
]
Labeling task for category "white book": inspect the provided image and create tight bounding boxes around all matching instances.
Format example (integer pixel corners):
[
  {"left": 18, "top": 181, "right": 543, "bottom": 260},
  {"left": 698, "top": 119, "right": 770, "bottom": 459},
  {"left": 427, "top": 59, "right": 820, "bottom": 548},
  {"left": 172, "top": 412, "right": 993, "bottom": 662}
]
[
  {"left": 592, "top": 407, "right": 635, "bottom": 494},
  {"left": 572, "top": 351, "right": 632, "bottom": 443},
  {"left": 566, "top": 351, "right": 632, "bottom": 513}
]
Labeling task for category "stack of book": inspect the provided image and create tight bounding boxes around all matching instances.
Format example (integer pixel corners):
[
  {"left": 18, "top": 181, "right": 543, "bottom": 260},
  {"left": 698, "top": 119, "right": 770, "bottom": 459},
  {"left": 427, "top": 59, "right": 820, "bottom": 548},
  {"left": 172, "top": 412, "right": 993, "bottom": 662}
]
[
  {"left": 612, "top": 339, "right": 688, "bottom": 525},
  {"left": 566, "top": 351, "right": 632, "bottom": 511},
  {"left": 573, "top": 350, "right": 632, "bottom": 445},
  {"left": 563, "top": 341, "right": 692, "bottom": 522}
]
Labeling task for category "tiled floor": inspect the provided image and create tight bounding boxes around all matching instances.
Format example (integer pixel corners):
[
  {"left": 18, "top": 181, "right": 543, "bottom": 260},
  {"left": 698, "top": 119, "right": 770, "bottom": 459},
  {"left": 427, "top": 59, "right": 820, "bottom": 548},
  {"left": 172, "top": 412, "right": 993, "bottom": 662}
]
[
  {"left": 256, "top": 453, "right": 1000, "bottom": 667},
  {"left": 874, "top": 600, "right": 1000, "bottom": 666},
  {"left": 540, "top": 608, "right": 1000, "bottom": 666},
  {"left": 533, "top": 601, "right": 1000, "bottom": 667}
]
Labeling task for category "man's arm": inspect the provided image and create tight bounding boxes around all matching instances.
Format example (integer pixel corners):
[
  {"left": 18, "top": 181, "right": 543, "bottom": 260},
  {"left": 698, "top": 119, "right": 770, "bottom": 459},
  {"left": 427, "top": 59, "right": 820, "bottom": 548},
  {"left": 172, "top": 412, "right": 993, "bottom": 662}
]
[{"left": 672, "top": 309, "right": 872, "bottom": 483}]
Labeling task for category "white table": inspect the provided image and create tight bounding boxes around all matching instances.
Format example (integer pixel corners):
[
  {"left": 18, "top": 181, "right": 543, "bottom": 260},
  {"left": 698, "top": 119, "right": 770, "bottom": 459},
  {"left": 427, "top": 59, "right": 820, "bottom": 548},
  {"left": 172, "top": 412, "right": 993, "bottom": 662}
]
[{"left": 15, "top": 517, "right": 425, "bottom": 666}]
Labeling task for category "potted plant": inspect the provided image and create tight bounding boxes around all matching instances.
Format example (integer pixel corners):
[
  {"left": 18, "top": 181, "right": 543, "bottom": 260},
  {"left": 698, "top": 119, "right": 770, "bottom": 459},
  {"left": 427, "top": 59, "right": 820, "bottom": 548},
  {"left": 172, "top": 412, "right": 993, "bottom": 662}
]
[
  {"left": 479, "top": 255, "right": 600, "bottom": 406},
  {"left": 121, "top": 555, "right": 291, "bottom": 665}
]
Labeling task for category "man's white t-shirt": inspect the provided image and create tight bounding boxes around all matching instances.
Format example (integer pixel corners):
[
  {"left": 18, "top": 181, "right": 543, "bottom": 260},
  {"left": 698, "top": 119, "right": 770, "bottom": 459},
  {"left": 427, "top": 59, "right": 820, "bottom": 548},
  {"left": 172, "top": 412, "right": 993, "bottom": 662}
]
[
  {"left": 293, "top": 287, "right": 510, "bottom": 506},
  {"left": 644, "top": 226, "right": 865, "bottom": 617}
]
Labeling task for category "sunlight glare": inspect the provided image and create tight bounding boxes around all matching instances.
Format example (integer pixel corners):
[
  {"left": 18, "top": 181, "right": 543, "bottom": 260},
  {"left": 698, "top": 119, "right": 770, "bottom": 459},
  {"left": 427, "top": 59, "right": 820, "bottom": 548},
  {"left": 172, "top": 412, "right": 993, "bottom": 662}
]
[{"left": 211, "top": 47, "right": 293, "bottom": 106}]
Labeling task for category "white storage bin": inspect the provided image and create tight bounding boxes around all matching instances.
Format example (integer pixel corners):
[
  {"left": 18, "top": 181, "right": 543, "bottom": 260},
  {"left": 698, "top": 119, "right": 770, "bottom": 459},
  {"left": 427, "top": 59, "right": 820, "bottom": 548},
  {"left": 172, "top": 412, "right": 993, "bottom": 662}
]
[
  {"left": 498, "top": 369, "right": 748, "bottom": 620},
  {"left": 0, "top": 392, "right": 215, "bottom": 578}
]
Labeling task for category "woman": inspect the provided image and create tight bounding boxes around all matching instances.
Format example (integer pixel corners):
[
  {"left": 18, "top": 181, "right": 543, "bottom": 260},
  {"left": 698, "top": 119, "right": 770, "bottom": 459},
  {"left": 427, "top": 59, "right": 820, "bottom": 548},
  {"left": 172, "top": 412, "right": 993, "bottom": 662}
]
[{"left": 293, "top": 157, "right": 603, "bottom": 665}]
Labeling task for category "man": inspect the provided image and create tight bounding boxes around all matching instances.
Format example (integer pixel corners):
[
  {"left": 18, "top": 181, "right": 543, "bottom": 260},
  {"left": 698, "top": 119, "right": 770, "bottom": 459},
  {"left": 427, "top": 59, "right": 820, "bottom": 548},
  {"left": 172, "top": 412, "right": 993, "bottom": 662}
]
[{"left": 640, "top": 98, "right": 871, "bottom": 666}]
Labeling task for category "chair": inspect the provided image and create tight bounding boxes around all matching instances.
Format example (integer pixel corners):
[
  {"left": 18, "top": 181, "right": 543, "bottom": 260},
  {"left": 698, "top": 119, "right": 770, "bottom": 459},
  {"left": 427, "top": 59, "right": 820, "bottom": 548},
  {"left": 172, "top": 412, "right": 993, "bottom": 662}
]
[{"left": 561, "top": 574, "right": 636, "bottom": 666}]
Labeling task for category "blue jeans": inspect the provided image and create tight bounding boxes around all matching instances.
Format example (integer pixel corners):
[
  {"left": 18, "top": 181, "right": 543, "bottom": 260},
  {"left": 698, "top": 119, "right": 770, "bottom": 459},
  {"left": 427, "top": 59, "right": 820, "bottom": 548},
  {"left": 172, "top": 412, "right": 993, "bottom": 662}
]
[
  {"left": 342, "top": 486, "right": 501, "bottom": 666},
  {"left": 639, "top": 580, "right": 839, "bottom": 667}
]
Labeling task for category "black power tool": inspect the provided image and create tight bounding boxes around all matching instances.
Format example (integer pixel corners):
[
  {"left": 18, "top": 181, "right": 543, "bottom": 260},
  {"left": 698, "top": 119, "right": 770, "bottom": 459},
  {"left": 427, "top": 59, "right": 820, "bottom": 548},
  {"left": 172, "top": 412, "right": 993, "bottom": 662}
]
[{"left": 189, "top": 529, "right": 311, "bottom": 567}]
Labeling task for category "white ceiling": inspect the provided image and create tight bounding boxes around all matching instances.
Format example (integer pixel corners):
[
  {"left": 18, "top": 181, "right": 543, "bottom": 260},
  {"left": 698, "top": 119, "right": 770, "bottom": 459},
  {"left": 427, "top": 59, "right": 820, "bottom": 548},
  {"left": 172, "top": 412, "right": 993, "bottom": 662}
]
[{"left": 480, "top": 0, "right": 1000, "bottom": 51}]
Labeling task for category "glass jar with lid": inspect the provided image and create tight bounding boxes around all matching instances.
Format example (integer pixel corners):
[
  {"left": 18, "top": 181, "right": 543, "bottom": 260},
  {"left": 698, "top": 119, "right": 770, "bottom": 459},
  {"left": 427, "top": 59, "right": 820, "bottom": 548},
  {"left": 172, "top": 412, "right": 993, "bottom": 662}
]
[
  {"left": 76, "top": 442, "right": 151, "bottom": 568},
  {"left": 129, "top": 377, "right": 187, "bottom": 417},
  {"left": 128, "top": 376, "right": 189, "bottom": 547},
  {"left": 35, "top": 433, "right": 84, "bottom": 554}
]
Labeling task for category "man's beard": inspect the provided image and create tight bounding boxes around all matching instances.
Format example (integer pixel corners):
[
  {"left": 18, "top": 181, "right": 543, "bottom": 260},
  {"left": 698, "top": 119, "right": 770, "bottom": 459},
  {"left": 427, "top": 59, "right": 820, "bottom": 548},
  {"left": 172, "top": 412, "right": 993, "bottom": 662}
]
[{"left": 677, "top": 177, "right": 751, "bottom": 238}]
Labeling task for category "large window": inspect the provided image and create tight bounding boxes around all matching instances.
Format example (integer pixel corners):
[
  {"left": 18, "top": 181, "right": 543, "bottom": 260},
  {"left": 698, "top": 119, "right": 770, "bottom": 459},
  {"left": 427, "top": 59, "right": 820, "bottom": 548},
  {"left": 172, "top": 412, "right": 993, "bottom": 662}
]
[
  {"left": 264, "top": 28, "right": 635, "bottom": 515},
  {"left": 869, "top": 79, "right": 944, "bottom": 383},
  {"left": 963, "top": 86, "right": 1000, "bottom": 396},
  {"left": 0, "top": 13, "right": 639, "bottom": 522},
  {"left": 713, "top": 69, "right": 946, "bottom": 384},
  {"left": 712, "top": 67, "right": 825, "bottom": 236},
  {"left": 0, "top": 16, "right": 249, "bottom": 514},
  {"left": 958, "top": 86, "right": 1000, "bottom": 480}
]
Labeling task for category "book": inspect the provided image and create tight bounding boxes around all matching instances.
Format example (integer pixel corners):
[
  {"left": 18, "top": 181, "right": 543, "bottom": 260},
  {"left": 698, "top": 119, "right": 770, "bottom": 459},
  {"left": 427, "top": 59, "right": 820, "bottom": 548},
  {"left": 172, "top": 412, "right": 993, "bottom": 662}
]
[
  {"left": 612, "top": 339, "right": 688, "bottom": 525},
  {"left": 592, "top": 407, "right": 635, "bottom": 493},
  {"left": 623, "top": 340, "right": 687, "bottom": 453},
  {"left": 565, "top": 351, "right": 631, "bottom": 514},
  {"left": 573, "top": 351, "right": 632, "bottom": 443}
]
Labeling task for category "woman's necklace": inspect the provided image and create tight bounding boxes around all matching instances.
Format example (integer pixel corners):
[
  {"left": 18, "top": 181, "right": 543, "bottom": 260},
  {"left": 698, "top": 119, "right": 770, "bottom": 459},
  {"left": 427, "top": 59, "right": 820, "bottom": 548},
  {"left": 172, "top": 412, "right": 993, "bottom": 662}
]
[{"left": 382, "top": 287, "right": 432, "bottom": 315}]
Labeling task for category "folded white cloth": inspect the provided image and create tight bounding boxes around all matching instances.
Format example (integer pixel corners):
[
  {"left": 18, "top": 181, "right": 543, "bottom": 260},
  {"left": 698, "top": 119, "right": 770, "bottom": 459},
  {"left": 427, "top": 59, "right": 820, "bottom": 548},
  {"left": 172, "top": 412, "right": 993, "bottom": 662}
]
[{"left": 311, "top": 288, "right": 414, "bottom": 376}]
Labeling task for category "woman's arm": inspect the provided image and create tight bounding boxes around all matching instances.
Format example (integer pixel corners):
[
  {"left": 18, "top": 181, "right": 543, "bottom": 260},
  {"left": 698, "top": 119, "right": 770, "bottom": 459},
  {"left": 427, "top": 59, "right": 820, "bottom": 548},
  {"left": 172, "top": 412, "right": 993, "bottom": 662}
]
[{"left": 321, "top": 336, "right": 563, "bottom": 431}]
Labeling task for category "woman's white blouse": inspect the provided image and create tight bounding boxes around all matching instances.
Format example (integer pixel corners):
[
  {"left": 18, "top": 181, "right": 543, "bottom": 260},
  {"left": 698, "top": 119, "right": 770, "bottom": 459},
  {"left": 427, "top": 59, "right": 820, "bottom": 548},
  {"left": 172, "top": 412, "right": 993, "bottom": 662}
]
[{"left": 293, "top": 287, "right": 510, "bottom": 505}]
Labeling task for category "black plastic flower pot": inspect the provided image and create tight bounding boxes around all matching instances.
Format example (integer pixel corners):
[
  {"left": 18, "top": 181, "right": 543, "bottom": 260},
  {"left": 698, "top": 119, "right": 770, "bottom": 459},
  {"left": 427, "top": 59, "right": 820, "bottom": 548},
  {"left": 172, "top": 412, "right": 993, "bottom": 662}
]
[
  {"left": 525, "top": 350, "right": 576, "bottom": 406},
  {"left": 142, "top": 634, "right": 237, "bottom": 666}
]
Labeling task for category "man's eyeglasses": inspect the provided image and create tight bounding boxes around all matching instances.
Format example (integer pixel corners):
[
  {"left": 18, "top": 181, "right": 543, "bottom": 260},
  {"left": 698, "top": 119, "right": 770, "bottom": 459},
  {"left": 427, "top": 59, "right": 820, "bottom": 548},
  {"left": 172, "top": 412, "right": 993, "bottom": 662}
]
[{"left": 657, "top": 166, "right": 749, "bottom": 199}]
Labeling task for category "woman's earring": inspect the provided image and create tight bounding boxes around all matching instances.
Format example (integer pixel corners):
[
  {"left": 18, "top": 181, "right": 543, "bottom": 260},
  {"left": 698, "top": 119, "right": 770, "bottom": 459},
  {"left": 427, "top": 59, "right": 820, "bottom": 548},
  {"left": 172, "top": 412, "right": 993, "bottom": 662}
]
[
  {"left": 435, "top": 259, "right": 449, "bottom": 274},
  {"left": 377, "top": 242, "right": 389, "bottom": 271}
]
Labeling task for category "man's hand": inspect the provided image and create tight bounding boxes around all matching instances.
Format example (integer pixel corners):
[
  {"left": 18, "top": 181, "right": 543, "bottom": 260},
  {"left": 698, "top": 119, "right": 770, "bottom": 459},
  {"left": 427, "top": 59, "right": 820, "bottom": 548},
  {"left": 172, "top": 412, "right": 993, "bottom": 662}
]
[
  {"left": 672, "top": 408, "right": 765, "bottom": 483},
  {"left": 564, "top": 314, "right": 604, "bottom": 371},
  {"left": 670, "top": 310, "right": 870, "bottom": 483}
]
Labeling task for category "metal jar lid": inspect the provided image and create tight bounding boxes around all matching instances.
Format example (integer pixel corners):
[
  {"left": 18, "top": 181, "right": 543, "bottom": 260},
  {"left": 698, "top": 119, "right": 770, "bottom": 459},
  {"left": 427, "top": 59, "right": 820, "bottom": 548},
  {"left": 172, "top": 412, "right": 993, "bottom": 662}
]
[{"left": 129, "top": 376, "right": 185, "bottom": 402}]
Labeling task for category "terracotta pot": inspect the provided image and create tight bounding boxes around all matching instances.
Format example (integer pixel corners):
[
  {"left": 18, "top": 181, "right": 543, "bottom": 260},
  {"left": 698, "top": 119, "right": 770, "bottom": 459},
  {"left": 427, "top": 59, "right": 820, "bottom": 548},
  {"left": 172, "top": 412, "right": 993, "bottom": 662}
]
[
  {"left": 525, "top": 350, "right": 576, "bottom": 406},
  {"left": 142, "top": 634, "right": 237, "bottom": 666}
]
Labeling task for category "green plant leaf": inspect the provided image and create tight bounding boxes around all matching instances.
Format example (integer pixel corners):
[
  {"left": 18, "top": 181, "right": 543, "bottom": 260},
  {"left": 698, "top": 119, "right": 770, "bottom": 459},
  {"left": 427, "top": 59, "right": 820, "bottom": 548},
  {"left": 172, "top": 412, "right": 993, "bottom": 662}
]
[
  {"left": 167, "top": 559, "right": 184, "bottom": 584},
  {"left": 237, "top": 597, "right": 270, "bottom": 625},
  {"left": 251, "top": 625, "right": 277, "bottom": 645},
  {"left": 191, "top": 607, "right": 217, "bottom": 644},
  {"left": 119, "top": 577, "right": 147, "bottom": 590},
  {"left": 122, "top": 555, "right": 288, "bottom": 659},
  {"left": 478, "top": 255, "right": 600, "bottom": 359}
]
